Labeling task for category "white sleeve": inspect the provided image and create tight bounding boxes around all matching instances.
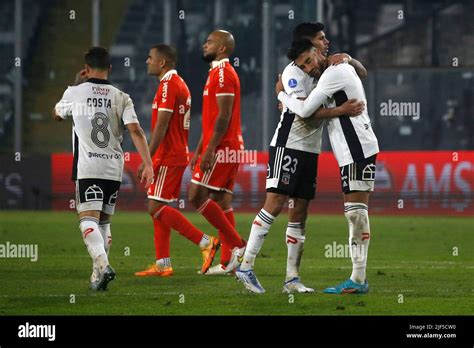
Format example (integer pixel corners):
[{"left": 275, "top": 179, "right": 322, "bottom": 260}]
[
  {"left": 277, "top": 66, "right": 346, "bottom": 118},
  {"left": 122, "top": 94, "right": 139, "bottom": 125},
  {"left": 54, "top": 87, "right": 74, "bottom": 119},
  {"left": 281, "top": 65, "right": 307, "bottom": 98}
]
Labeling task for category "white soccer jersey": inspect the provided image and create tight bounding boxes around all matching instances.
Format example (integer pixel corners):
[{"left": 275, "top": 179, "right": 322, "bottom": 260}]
[
  {"left": 278, "top": 63, "right": 379, "bottom": 166},
  {"left": 269, "top": 62, "right": 323, "bottom": 154},
  {"left": 55, "top": 78, "right": 139, "bottom": 181}
]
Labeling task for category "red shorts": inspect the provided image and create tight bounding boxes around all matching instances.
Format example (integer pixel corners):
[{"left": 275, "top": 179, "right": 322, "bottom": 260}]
[
  {"left": 191, "top": 154, "right": 239, "bottom": 194},
  {"left": 147, "top": 166, "right": 186, "bottom": 202}
]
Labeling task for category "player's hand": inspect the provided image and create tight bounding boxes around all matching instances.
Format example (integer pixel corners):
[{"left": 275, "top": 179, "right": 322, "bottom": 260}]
[
  {"left": 140, "top": 164, "right": 154, "bottom": 189},
  {"left": 328, "top": 53, "right": 351, "bottom": 66},
  {"left": 278, "top": 102, "right": 283, "bottom": 112},
  {"left": 74, "top": 69, "right": 87, "bottom": 85},
  {"left": 339, "top": 98, "right": 365, "bottom": 117},
  {"left": 200, "top": 147, "right": 215, "bottom": 173},
  {"left": 275, "top": 74, "right": 284, "bottom": 95},
  {"left": 137, "top": 162, "right": 145, "bottom": 181},
  {"left": 190, "top": 153, "right": 199, "bottom": 171}
]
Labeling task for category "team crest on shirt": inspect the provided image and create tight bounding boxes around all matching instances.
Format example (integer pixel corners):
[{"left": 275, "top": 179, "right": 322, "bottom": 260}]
[{"left": 281, "top": 173, "right": 290, "bottom": 185}]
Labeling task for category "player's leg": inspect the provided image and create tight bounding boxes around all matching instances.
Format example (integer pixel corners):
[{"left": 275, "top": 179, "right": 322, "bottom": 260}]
[
  {"left": 209, "top": 191, "right": 235, "bottom": 272},
  {"left": 89, "top": 212, "right": 112, "bottom": 284},
  {"left": 282, "top": 150, "right": 317, "bottom": 293},
  {"left": 189, "top": 182, "right": 245, "bottom": 250},
  {"left": 76, "top": 179, "right": 115, "bottom": 290},
  {"left": 233, "top": 192, "right": 285, "bottom": 293},
  {"left": 344, "top": 191, "right": 370, "bottom": 285},
  {"left": 283, "top": 198, "right": 314, "bottom": 293},
  {"left": 324, "top": 156, "right": 375, "bottom": 294}
]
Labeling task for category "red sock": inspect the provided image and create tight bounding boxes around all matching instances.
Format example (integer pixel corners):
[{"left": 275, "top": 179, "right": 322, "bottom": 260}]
[
  {"left": 219, "top": 208, "right": 235, "bottom": 265},
  {"left": 155, "top": 206, "right": 203, "bottom": 245},
  {"left": 152, "top": 217, "right": 170, "bottom": 260},
  {"left": 198, "top": 199, "right": 244, "bottom": 248}
]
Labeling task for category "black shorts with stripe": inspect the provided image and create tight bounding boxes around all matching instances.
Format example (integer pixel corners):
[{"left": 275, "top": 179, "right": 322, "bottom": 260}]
[
  {"left": 266, "top": 146, "right": 318, "bottom": 200},
  {"left": 340, "top": 155, "right": 377, "bottom": 193}
]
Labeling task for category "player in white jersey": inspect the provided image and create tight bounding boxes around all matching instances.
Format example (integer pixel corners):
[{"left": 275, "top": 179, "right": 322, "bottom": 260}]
[
  {"left": 53, "top": 47, "right": 154, "bottom": 291},
  {"left": 229, "top": 39, "right": 365, "bottom": 293},
  {"left": 277, "top": 39, "right": 379, "bottom": 294}
]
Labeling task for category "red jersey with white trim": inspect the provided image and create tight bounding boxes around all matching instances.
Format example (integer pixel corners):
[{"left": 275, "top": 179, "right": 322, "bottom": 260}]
[
  {"left": 151, "top": 70, "right": 191, "bottom": 167},
  {"left": 202, "top": 58, "right": 244, "bottom": 150}
]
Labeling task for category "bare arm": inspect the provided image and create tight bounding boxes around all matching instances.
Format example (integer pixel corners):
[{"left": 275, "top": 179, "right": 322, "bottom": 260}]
[
  {"left": 190, "top": 134, "right": 203, "bottom": 170},
  {"left": 126, "top": 122, "right": 154, "bottom": 187},
  {"left": 148, "top": 110, "right": 172, "bottom": 157},
  {"left": 200, "top": 95, "right": 233, "bottom": 172},
  {"left": 350, "top": 58, "right": 368, "bottom": 79},
  {"left": 52, "top": 108, "right": 63, "bottom": 122},
  {"left": 314, "top": 99, "right": 365, "bottom": 119}
]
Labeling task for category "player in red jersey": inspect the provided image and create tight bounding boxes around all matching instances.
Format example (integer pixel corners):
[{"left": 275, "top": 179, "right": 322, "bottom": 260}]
[
  {"left": 188, "top": 30, "right": 246, "bottom": 274},
  {"left": 135, "top": 44, "right": 219, "bottom": 277}
]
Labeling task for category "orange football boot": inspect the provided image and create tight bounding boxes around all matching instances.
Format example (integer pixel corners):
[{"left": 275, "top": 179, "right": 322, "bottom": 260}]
[
  {"left": 134, "top": 264, "right": 174, "bottom": 277},
  {"left": 200, "top": 236, "right": 220, "bottom": 274}
]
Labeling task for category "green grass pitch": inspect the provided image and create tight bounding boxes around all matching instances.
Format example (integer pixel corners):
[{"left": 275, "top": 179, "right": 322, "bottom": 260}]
[{"left": 0, "top": 211, "right": 472, "bottom": 315}]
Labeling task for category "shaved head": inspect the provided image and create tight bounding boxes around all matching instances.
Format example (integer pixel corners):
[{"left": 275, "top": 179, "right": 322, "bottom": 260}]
[
  {"left": 202, "top": 29, "right": 235, "bottom": 62},
  {"left": 211, "top": 30, "right": 235, "bottom": 55}
]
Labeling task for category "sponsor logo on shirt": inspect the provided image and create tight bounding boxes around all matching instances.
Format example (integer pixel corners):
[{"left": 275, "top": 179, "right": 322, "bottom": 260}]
[
  {"left": 161, "top": 82, "right": 168, "bottom": 103},
  {"left": 88, "top": 152, "right": 122, "bottom": 160},
  {"left": 218, "top": 67, "right": 224, "bottom": 88},
  {"left": 288, "top": 78, "right": 298, "bottom": 88}
]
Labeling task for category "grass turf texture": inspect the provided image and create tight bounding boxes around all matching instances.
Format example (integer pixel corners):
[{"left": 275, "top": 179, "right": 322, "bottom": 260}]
[{"left": 0, "top": 211, "right": 472, "bottom": 315}]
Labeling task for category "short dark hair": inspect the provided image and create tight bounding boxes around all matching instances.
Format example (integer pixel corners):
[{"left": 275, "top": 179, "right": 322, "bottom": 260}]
[
  {"left": 287, "top": 39, "right": 315, "bottom": 61},
  {"left": 151, "top": 44, "right": 177, "bottom": 67},
  {"left": 84, "top": 47, "right": 110, "bottom": 70},
  {"left": 292, "top": 22, "right": 325, "bottom": 41}
]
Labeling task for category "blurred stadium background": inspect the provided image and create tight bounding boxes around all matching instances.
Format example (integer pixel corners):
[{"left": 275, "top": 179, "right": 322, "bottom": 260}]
[{"left": 0, "top": 0, "right": 473, "bottom": 215}]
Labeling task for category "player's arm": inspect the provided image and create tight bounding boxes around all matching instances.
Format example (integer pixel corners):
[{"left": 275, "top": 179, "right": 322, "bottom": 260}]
[
  {"left": 190, "top": 134, "right": 203, "bottom": 170},
  {"left": 149, "top": 110, "right": 172, "bottom": 157},
  {"left": 313, "top": 99, "right": 365, "bottom": 119},
  {"left": 328, "top": 53, "right": 367, "bottom": 79},
  {"left": 200, "top": 95, "right": 233, "bottom": 172},
  {"left": 53, "top": 88, "right": 73, "bottom": 122},
  {"left": 127, "top": 122, "right": 154, "bottom": 188}
]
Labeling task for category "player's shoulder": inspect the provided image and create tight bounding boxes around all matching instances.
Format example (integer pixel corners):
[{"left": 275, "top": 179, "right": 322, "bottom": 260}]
[{"left": 282, "top": 62, "right": 306, "bottom": 81}]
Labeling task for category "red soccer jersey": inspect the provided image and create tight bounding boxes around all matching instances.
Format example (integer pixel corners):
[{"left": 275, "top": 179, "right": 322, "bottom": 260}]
[
  {"left": 151, "top": 70, "right": 191, "bottom": 167},
  {"left": 202, "top": 58, "right": 244, "bottom": 150}
]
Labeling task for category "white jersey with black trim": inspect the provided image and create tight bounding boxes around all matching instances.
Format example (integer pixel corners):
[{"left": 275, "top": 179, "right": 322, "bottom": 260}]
[
  {"left": 269, "top": 62, "right": 323, "bottom": 154},
  {"left": 55, "top": 78, "right": 139, "bottom": 181},
  {"left": 278, "top": 63, "right": 379, "bottom": 166}
]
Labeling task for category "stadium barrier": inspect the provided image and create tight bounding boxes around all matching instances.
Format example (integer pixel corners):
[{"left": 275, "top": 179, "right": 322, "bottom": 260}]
[{"left": 48, "top": 151, "right": 473, "bottom": 216}]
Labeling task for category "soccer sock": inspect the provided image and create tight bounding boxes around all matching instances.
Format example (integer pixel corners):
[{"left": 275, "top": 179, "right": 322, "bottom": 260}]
[
  {"left": 344, "top": 202, "right": 371, "bottom": 285},
  {"left": 219, "top": 208, "right": 235, "bottom": 266},
  {"left": 98, "top": 220, "right": 112, "bottom": 255},
  {"left": 156, "top": 257, "right": 171, "bottom": 268},
  {"left": 197, "top": 199, "right": 244, "bottom": 248},
  {"left": 285, "top": 222, "right": 306, "bottom": 281},
  {"left": 199, "top": 234, "right": 211, "bottom": 249},
  {"left": 153, "top": 206, "right": 204, "bottom": 245},
  {"left": 240, "top": 209, "right": 275, "bottom": 271},
  {"left": 79, "top": 217, "right": 108, "bottom": 272},
  {"left": 152, "top": 216, "right": 171, "bottom": 260}
]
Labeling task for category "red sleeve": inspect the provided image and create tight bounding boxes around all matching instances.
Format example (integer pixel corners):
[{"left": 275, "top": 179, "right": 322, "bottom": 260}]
[
  {"left": 157, "top": 79, "right": 177, "bottom": 112},
  {"left": 215, "top": 66, "right": 236, "bottom": 97}
]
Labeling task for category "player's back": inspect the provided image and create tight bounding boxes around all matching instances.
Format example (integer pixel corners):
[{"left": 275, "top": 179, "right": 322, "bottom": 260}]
[
  {"left": 322, "top": 64, "right": 379, "bottom": 166},
  {"left": 202, "top": 59, "right": 243, "bottom": 150},
  {"left": 152, "top": 71, "right": 191, "bottom": 167},
  {"left": 59, "top": 78, "right": 138, "bottom": 181}
]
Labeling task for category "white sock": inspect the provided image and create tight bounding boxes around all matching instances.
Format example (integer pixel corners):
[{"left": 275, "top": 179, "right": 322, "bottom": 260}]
[
  {"left": 99, "top": 220, "right": 112, "bottom": 255},
  {"left": 240, "top": 209, "right": 275, "bottom": 271},
  {"left": 286, "top": 222, "right": 305, "bottom": 281},
  {"left": 344, "top": 203, "right": 371, "bottom": 285},
  {"left": 156, "top": 258, "right": 171, "bottom": 268},
  {"left": 199, "top": 234, "right": 210, "bottom": 249},
  {"left": 79, "top": 217, "right": 108, "bottom": 272}
]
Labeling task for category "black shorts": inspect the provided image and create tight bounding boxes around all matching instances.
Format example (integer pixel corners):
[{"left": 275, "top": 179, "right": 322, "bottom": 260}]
[
  {"left": 266, "top": 146, "right": 318, "bottom": 200},
  {"left": 75, "top": 178, "right": 121, "bottom": 214},
  {"left": 340, "top": 155, "right": 377, "bottom": 193}
]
